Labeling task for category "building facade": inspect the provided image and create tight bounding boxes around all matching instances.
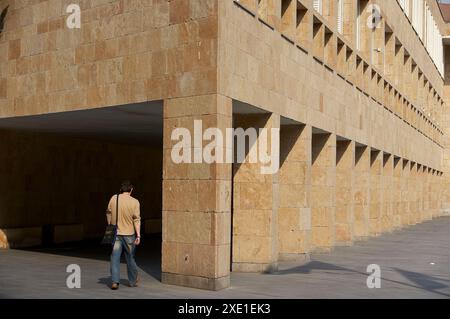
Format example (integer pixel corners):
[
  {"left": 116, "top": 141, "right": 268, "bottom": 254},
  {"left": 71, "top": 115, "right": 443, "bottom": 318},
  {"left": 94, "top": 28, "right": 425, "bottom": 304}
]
[{"left": 1, "top": 0, "right": 450, "bottom": 291}]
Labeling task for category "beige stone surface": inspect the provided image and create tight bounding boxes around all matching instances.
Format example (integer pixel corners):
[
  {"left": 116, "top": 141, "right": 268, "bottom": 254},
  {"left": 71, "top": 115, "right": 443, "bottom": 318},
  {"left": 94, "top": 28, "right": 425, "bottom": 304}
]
[
  {"left": 335, "top": 139, "right": 354, "bottom": 245},
  {"left": 353, "top": 145, "right": 370, "bottom": 239},
  {"left": 310, "top": 133, "right": 336, "bottom": 251},
  {"left": 162, "top": 94, "right": 232, "bottom": 290},
  {"left": 232, "top": 113, "right": 280, "bottom": 271},
  {"left": 278, "top": 124, "right": 311, "bottom": 259},
  {"left": 0, "top": 0, "right": 449, "bottom": 291},
  {"left": 381, "top": 154, "right": 394, "bottom": 232}
]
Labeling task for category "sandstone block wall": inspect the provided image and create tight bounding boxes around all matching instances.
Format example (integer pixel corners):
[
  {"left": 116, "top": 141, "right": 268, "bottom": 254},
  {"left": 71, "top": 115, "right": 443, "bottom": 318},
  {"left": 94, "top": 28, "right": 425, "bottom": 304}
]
[
  {"left": 0, "top": 0, "right": 449, "bottom": 292},
  {"left": 0, "top": 129, "right": 162, "bottom": 247}
]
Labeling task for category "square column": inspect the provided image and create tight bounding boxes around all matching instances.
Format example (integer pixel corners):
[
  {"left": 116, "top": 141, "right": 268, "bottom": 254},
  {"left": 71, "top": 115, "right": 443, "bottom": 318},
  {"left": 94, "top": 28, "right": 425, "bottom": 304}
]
[
  {"left": 392, "top": 157, "right": 402, "bottom": 229},
  {"left": 417, "top": 165, "right": 425, "bottom": 222},
  {"left": 422, "top": 166, "right": 432, "bottom": 221},
  {"left": 369, "top": 149, "right": 382, "bottom": 236},
  {"left": 353, "top": 145, "right": 370, "bottom": 239},
  {"left": 232, "top": 113, "right": 280, "bottom": 273},
  {"left": 431, "top": 170, "right": 439, "bottom": 218},
  {"left": 429, "top": 170, "right": 434, "bottom": 218},
  {"left": 162, "top": 94, "right": 232, "bottom": 291},
  {"left": 278, "top": 124, "right": 311, "bottom": 261},
  {"left": 311, "top": 132, "right": 336, "bottom": 252},
  {"left": 409, "top": 162, "right": 418, "bottom": 225},
  {"left": 381, "top": 154, "right": 394, "bottom": 232},
  {"left": 425, "top": 168, "right": 433, "bottom": 220},
  {"left": 401, "top": 160, "right": 411, "bottom": 226},
  {"left": 335, "top": 139, "right": 355, "bottom": 246}
]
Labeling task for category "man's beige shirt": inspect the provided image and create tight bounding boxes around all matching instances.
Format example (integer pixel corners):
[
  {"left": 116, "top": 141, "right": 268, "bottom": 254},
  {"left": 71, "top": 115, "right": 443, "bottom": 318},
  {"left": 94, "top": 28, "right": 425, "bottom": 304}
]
[{"left": 106, "top": 194, "right": 141, "bottom": 236}]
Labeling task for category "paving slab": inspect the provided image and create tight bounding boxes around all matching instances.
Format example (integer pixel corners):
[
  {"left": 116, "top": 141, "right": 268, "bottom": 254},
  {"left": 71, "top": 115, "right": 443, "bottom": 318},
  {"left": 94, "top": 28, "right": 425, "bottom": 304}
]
[{"left": 1, "top": 217, "right": 450, "bottom": 299}]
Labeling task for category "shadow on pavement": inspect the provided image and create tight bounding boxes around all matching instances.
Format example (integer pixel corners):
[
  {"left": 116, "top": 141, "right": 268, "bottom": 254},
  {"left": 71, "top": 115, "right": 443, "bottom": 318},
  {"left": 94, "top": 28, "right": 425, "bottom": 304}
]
[
  {"left": 275, "top": 261, "right": 354, "bottom": 275},
  {"left": 20, "top": 234, "right": 162, "bottom": 283},
  {"left": 392, "top": 268, "right": 450, "bottom": 296},
  {"left": 274, "top": 260, "right": 450, "bottom": 297}
]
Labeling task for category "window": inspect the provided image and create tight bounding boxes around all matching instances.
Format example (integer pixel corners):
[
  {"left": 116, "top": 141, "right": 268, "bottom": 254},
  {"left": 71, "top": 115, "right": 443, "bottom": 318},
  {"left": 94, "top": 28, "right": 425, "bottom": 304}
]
[
  {"left": 356, "top": 0, "right": 361, "bottom": 50},
  {"left": 313, "top": 0, "right": 322, "bottom": 15},
  {"left": 411, "top": 0, "right": 424, "bottom": 40},
  {"left": 337, "top": 0, "right": 344, "bottom": 34}
]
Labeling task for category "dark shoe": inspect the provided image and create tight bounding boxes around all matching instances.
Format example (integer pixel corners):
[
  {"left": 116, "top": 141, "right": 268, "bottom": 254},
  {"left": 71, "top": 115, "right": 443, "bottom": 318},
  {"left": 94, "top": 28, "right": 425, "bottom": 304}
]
[{"left": 111, "top": 283, "right": 119, "bottom": 290}]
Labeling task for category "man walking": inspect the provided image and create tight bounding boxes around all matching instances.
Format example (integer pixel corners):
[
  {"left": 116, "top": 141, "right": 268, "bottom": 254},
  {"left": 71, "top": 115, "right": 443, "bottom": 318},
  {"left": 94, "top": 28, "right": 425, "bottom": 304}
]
[{"left": 106, "top": 180, "right": 141, "bottom": 290}]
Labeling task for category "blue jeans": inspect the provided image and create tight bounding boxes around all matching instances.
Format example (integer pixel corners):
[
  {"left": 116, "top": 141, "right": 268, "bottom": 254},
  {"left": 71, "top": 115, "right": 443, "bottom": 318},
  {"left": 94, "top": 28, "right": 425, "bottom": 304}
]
[{"left": 110, "top": 235, "right": 138, "bottom": 285}]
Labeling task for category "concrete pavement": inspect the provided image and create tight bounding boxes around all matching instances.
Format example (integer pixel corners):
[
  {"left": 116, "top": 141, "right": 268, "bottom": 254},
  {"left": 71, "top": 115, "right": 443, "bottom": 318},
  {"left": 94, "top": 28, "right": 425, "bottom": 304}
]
[{"left": 1, "top": 217, "right": 450, "bottom": 299}]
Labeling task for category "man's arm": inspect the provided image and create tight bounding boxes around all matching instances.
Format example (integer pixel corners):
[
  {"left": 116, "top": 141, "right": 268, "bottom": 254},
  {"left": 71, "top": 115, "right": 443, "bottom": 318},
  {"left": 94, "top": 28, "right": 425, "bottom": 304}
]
[
  {"left": 106, "top": 197, "right": 112, "bottom": 224},
  {"left": 133, "top": 201, "right": 141, "bottom": 243}
]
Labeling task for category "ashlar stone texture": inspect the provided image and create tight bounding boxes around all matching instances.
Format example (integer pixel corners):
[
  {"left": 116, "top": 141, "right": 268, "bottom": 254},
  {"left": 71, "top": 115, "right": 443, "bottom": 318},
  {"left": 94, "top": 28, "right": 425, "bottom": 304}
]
[
  {"left": 381, "top": 153, "right": 394, "bottom": 233},
  {"left": 311, "top": 132, "right": 336, "bottom": 251},
  {"left": 162, "top": 94, "right": 232, "bottom": 291},
  {"left": 232, "top": 113, "right": 280, "bottom": 273},
  {"left": 0, "top": 0, "right": 449, "bottom": 292},
  {"left": 353, "top": 145, "right": 370, "bottom": 239},
  {"left": 278, "top": 124, "right": 311, "bottom": 260},
  {"left": 392, "top": 157, "right": 403, "bottom": 229},
  {"left": 218, "top": 0, "right": 442, "bottom": 169},
  {"left": 369, "top": 150, "right": 382, "bottom": 236},
  {"left": 409, "top": 162, "right": 418, "bottom": 225},
  {"left": 0, "top": 0, "right": 219, "bottom": 116},
  {"left": 401, "top": 160, "right": 411, "bottom": 226},
  {"left": 335, "top": 139, "right": 354, "bottom": 245}
]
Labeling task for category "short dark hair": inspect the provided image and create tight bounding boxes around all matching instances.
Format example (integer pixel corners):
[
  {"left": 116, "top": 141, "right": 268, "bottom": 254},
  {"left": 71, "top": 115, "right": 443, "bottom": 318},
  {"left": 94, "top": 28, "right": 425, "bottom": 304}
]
[{"left": 120, "top": 180, "right": 133, "bottom": 193}]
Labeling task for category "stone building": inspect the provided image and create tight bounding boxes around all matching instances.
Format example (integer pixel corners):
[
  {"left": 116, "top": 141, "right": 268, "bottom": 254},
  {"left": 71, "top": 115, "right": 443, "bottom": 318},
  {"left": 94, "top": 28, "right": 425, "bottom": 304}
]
[{"left": 0, "top": 0, "right": 450, "bottom": 291}]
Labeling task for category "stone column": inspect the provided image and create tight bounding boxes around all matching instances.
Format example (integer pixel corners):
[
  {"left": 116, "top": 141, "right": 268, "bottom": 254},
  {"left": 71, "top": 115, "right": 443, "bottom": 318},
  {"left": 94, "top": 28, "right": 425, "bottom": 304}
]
[
  {"left": 436, "top": 171, "right": 443, "bottom": 217},
  {"left": 430, "top": 169, "right": 438, "bottom": 218},
  {"left": 162, "top": 94, "right": 232, "bottom": 291},
  {"left": 409, "top": 162, "right": 418, "bottom": 225},
  {"left": 278, "top": 124, "right": 311, "bottom": 261},
  {"left": 353, "top": 145, "right": 370, "bottom": 239},
  {"left": 423, "top": 166, "right": 432, "bottom": 221},
  {"left": 232, "top": 113, "right": 280, "bottom": 273},
  {"left": 392, "top": 157, "right": 402, "bottom": 229},
  {"left": 424, "top": 168, "right": 430, "bottom": 220},
  {"left": 381, "top": 153, "right": 394, "bottom": 232},
  {"left": 369, "top": 149, "right": 382, "bottom": 236},
  {"left": 311, "top": 132, "right": 336, "bottom": 251},
  {"left": 401, "top": 160, "right": 411, "bottom": 226},
  {"left": 335, "top": 139, "right": 355, "bottom": 246},
  {"left": 434, "top": 170, "right": 440, "bottom": 218},
  {"left": 417, "top": 165, "right": 425, "bottom": 222}
]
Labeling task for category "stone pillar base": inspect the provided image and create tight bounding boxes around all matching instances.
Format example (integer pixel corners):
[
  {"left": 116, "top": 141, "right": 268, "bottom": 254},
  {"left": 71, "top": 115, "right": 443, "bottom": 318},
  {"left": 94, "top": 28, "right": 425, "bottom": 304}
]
[
  {"left": 310, "top": 246, "right": 333, "bottom": 254},
  {"left": 278, "top": 253, "right": 310, "bottom": 263},
  {"left": 353, "top": 235, "right": 369, "bottom": 242},
  {"left": 161, "top": 273, "right": 230, "bottom": 291},
  {"left": 334, "top": 240, "right": 353, "bottom": 247},
  {"left": 232, "top": 262, "right": 278, "bottom": 273}
]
